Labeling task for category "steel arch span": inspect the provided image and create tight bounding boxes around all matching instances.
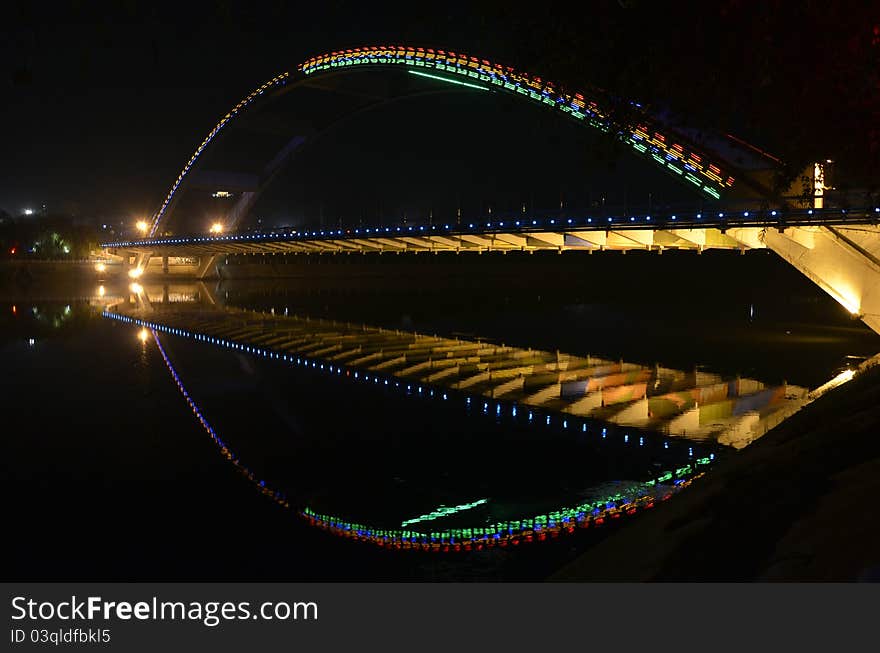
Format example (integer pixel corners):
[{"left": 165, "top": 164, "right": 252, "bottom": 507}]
[{"left": 147, "top": 44, "right": 760, "bottom": 238}]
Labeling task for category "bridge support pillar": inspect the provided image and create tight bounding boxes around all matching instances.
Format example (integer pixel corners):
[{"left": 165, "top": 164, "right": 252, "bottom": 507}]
[
  {"left": 763, "top": 225, "right": 880, "bottom": 335},
  {"left": 162, "top": 256, "right": 169, "bottom": 274},
  {"left": 196, "top": 254, "right": 222, "bottom": 280}
]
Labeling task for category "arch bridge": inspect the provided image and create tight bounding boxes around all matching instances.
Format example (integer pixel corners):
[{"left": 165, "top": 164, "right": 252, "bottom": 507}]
[{"left": 100, "top": 45, "right": 880, "bottom": 336}]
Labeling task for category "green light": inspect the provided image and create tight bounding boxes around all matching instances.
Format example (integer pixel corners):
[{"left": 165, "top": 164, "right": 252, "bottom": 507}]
[
  {"left": 401, "top": 498, "right": 489, "bottom": 527},
  {"left": 408, "top": 70, "right": 489, "bottom": 91}
]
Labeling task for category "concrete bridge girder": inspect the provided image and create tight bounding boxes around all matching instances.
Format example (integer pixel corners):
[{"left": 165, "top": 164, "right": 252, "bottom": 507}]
[
  {"left": 568, "top": 231, "right": 607, "bottom": 247},
  {"left": 609, "top": 229, "right": 654, "bottom": 249},
  {"left": 724, "top": 227, "right": 766, "bottom": 250},
  {"left": 525, "top": 232, "right": 565, "bottom": 249},
  {"left": 494, "top": 233, "right": 528, "bottom": 248}
]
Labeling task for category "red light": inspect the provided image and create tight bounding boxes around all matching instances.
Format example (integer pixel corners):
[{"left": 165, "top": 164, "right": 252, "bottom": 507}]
[
  {"left": 11, "top": 305, "right": 16, "bottom": 315},
  {"left": 9, "top": 247, "right": 16, "bottom": 255}
]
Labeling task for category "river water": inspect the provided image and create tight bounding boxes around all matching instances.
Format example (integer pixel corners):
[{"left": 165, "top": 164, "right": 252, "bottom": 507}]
[{"left": 3, "top": 250, "right": 878, "bottom": 580}]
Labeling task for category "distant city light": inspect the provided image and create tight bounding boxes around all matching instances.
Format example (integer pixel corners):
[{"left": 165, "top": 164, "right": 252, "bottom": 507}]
[
  {"left": 209, "top": 223, "right": 224, "bottom": 234},
  {"left": 9, "top": 247, "right": 16, "bottom": 255},
  {"left": 24, "top": 209, "right": 34, "bottom": 216},
  {"left": 28, "top": 338, "right": 35, "bottom": 347},
  {"left": 212, "top": 191, "right": 232, "bottom": 198},
  {"left": 135, "top": 220, "right": 149, "bottom": 233}
]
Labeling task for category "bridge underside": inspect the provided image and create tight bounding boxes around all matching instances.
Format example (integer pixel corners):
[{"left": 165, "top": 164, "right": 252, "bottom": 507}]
[{"left": 104, "top": 222, "right": 880, "bottom": 336}]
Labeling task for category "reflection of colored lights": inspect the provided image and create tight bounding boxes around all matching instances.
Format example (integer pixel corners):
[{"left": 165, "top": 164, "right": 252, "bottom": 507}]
[
  {"left": 128, "top": 268, "right": 143, "bottom": 278},
  {"left": 103, "top": 309, "right": 716, "bottom": 553},
  {"left": 401, "top": 499, "right": 489, "bottom": 527},
  {"left": 98, "top": 285, "right": 106, "bottom": 297},
  {"left": 11, "top": 305, "right": 16, "bottom": 315},
  {"left": 129, "top": 282, "right": 143, "bottom": 294},
  {"left": 95, "top": 263, "right": 106, "bottom": 273},
  {"left": 138, "top": 328, "right": 149, "bottom": 343}
]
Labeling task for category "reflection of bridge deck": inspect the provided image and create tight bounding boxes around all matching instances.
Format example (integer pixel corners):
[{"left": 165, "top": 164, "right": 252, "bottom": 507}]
[{"left": 108, "top": 296, "right": 810, "bottom": 447}]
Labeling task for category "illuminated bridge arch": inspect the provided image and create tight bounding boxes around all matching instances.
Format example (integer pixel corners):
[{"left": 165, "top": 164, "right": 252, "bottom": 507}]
[{"left": 148, "top": 45, "right": 766, "bottom": 238}]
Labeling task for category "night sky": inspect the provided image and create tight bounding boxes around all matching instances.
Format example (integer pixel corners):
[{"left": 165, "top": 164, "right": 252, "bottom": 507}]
[{"left": 3, "top": 1, "right": 878, "bottom": 229}]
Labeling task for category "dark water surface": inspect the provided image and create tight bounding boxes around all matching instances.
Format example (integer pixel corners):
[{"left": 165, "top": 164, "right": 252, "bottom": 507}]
[{"left": 3, "top": 251, "right": 878, "bottom": 580}]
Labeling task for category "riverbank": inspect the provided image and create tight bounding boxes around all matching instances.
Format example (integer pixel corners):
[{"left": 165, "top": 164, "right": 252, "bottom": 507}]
[{"left": 550, "top": 359, "right": 880, "bottom": 581}]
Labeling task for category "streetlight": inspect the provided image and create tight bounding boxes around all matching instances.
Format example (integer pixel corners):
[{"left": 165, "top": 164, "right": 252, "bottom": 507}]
[
  {"left": 135, "top": 220, "right": 149, "bottom": 234},
  {"left": 209, "top": 222, "right": 224, "bottom": 234}
]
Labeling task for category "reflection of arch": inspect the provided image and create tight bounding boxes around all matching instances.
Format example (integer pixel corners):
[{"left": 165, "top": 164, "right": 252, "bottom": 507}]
[
  {"left": 109, "top": 312, "right": 711, "bottom": 552},
  {"left": 149, "top": 45, "right": 755, "bottom": 238}
]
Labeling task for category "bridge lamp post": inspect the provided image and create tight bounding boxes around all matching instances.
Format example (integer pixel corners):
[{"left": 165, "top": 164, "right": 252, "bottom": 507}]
[
  {"left": 209, "top": 222, "right": 224, "bottom": 235},
  {"left": 135, "top": 220, "right": 149, "bottom": 235}
]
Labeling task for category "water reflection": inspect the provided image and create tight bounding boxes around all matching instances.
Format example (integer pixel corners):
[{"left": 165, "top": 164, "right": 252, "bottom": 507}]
[
  {"left": 104, "top": 281, "right": 811, "bottom": 448},
  {"left": 133, "top": 320, "right": 712, "bottom": 551},
  {"left": 100, "top": 282, "right": 731, "bottom": 551},
  {"left": 4, "top": 270, "right": 875, "bottom": 570}
]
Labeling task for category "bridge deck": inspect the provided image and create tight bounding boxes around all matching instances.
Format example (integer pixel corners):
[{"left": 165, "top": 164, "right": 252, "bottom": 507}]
[{"left": 103, "top": 206, "right": 880, "bottom": 257}]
